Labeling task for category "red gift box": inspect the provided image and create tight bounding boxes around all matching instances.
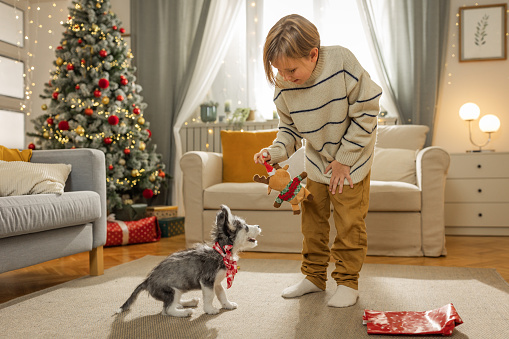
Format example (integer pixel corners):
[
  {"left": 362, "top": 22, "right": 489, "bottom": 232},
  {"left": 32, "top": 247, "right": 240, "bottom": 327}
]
[
  {"left": 105, "top": 216, "right": 161, "bottom": 247},
  {"left": 363, "top": 303, "right": 463, "bottom": 336}
]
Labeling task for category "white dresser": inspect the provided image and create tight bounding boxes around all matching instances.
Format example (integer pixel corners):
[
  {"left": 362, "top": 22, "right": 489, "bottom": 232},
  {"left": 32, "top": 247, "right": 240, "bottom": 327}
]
[{"left": 445, "top": 152, "right": 509, "bottom": 235}]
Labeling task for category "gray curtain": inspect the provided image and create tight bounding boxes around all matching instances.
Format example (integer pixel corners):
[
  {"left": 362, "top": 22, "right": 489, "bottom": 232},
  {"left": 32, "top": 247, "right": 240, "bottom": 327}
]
[
  {"left": 359, "top": 0, "right": 449, "bottom": 146},
  {"left": 131, "top": 0, "right": 210, "bottom": 204}
]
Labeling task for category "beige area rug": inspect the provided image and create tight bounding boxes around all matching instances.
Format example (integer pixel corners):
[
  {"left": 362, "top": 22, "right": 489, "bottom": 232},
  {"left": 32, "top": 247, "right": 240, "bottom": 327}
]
[{"left": 1, "top": 257, "right": 509, "bottom": 339}]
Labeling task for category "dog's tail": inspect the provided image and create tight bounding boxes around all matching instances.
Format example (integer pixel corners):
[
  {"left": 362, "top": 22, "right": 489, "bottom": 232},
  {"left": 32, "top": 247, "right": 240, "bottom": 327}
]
[{"left": 116, "top": 281, "right": 147, "bottom": 314}]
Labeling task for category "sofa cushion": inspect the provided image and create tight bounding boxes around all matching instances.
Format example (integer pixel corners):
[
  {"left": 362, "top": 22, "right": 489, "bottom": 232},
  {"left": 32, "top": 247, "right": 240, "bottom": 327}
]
[
  {"left": 371, "top": 148, "right": 418, "bottom": 185},
  {"left": 221, "top": 130, "right": 278, "bottom": 183},
  {"left": 376, "top": 125, "right": 429, "bottom": 150},
  {"left": 204, "top": 180, "right": 421, "bottom": 212},
  {"left": 0, "top": 191, "right": 101, "bottom": 239},
  {"left": 0, "top": 160, "right": 71, "bottom": 196},
  {"left": 0, "top": 145, "right": 32, "bottom": 161}
]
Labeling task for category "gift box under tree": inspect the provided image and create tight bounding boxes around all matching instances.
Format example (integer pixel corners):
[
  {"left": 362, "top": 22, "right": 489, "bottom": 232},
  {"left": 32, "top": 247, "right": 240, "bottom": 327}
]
[
  {"left": 158, "top": 216, "right": 185, "bottom": 238},
  {"left": 145, "top": 205, "right": 178, "bottom": 219},
  {"left": 105, "top": 216, "right": 161, "bottom": 246}
]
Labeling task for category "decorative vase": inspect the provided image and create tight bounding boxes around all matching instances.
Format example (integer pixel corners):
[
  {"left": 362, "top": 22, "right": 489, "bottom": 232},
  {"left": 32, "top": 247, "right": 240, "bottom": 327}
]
[{"left": 200, "top": 105, "right": 217, "bottom": 123}]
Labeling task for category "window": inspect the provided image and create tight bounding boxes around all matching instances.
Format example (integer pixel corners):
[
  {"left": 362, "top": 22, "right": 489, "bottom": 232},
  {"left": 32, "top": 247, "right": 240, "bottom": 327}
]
[{"left": 210, "top": 0, "right": 379, "bottom": 120}]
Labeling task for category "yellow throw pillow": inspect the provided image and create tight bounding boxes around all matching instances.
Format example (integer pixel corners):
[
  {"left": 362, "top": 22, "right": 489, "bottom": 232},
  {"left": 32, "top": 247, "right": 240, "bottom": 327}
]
[
  {"left": 0, "top": 145, "right": 32, "bottom": 162},
  {"left": 221, "top": 130, "right": 277, "bottom": 183}
]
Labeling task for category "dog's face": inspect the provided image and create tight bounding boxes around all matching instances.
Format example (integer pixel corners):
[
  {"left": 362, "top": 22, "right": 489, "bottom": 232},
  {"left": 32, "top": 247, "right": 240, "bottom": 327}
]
[{"left": 212, "top": 205, "right": 261, "bottom": 252}]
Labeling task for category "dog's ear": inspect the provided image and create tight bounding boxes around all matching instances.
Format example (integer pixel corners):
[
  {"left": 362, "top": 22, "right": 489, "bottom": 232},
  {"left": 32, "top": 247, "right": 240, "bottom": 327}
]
[{"left": 217, "top": 205, "right": 235, "bottom": 233}]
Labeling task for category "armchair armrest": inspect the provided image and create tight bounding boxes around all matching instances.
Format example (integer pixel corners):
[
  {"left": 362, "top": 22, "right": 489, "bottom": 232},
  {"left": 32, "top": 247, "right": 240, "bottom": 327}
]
[
  {"left": 416, "top": 146, "right": 450, "bottom": 256},
  {"left": 180, "top": 151, "right": 223, "bottom": 244},
  {"left": 30, "top": 148, "right": 107, "bottom": 248}
]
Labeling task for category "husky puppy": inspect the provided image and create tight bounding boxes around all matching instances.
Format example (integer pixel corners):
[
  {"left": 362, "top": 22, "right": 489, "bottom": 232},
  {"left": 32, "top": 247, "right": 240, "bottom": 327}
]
[{"left": 117, "top": 205, "right": 261, "bottom": 317}]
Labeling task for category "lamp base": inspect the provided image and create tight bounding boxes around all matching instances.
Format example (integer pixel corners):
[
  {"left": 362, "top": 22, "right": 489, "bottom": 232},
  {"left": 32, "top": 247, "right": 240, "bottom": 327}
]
[{"left": 466, "top": 149, "right": 495, "bottom": 153}]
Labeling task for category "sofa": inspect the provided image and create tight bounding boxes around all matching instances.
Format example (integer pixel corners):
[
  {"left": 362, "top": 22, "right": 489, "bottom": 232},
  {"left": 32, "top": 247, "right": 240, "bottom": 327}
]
[
  {"left": 180, "top": 125, "right": 450, "bottom": 257},
  {"left": 0, "top": 148, "right": 107, "bottom": 275}
]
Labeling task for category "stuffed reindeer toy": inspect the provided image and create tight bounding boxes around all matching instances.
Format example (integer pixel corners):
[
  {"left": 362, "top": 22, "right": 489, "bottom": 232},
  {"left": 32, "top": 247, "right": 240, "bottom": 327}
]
[{"left": 253, "top": 162, "right": 313, "bottom": 215}]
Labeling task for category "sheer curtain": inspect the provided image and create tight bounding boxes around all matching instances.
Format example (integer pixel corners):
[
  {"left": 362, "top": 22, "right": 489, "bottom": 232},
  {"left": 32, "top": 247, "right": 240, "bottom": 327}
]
[{"left": 357, "top": 0, "right": 450, "bottom": 145}]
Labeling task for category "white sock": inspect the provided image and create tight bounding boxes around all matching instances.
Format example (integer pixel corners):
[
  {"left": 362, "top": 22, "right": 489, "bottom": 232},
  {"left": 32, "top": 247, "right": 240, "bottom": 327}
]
[
  {"left": 282, "top": 278, "right": 322, "bottom": 298},
  {"left": 327, "top": 285, "right": 359, "bottom": 307}
]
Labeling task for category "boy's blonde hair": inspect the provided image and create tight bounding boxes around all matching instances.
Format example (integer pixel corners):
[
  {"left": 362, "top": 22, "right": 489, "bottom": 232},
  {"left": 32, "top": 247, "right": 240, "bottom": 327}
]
[{"left": 263, "top": 14, "right": 320, "bottom": 87}]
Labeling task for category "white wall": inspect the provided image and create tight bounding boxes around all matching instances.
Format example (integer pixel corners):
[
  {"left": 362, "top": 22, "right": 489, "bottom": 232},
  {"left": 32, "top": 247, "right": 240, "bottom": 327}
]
[{"left": 434, "top": 0, "right": 509, "bottom": 153}]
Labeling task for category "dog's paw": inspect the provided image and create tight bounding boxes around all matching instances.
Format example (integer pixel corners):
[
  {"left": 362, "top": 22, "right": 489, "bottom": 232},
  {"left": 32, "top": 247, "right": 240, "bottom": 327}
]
[
  {"left": 204, "top": 306, "right": 220, "bottom": 315},
  {"left": 163, "top": 308, "right": 193, "bottom": 317},
  {"left": 222, "top": 301, "right": 238, "bottom": 310}
]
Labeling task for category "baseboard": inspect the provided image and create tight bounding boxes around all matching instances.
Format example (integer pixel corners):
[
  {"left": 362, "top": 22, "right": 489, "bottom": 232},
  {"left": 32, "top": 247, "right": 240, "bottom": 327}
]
[{"left": 445, "top": 226, "right": 509, "bottom": 236}]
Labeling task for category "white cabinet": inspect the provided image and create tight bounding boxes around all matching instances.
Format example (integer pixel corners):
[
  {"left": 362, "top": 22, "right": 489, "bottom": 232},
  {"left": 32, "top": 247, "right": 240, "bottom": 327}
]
[{"left": 445, "top": 152, "right": 509, "bottom": 235}]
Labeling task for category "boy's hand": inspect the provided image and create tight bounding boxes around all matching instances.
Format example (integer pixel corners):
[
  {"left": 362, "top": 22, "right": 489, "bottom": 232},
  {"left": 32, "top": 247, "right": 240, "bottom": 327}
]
[
  {"left": 325, "top": 160, "right": 353, "bottom": 194},
  {"left": 254, "top": 149, "right": 271, "bottom": 164}
]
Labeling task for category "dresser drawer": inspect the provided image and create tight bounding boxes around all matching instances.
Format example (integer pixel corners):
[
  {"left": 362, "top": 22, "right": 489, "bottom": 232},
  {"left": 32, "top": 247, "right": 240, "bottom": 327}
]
[
  {"left": 448, "top": 153, "right": 509, "bottom": 178},
  {"left": 445, "top": 178, "right": 509, "bottom": 203},
  {"left": 445, "top": 203, "right": 509, "bottom": 227}
]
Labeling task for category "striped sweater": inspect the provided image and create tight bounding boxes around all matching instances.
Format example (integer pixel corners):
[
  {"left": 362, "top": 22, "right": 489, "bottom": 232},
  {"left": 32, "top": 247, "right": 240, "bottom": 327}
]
[{"left": 267, "top": 46, "right": 382, "bottom": 185}]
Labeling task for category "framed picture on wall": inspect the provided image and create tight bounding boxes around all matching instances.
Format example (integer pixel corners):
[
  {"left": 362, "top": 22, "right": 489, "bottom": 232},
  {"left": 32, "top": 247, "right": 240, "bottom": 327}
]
[
  {"left": 0, "top": 55, "right": 25, "bottom": 99},
  {"left": 0, "top": 1, "right": 25, "bottom": 47},
  {"left": 459, "top": 4, "right": 507, "bottom": 62}
]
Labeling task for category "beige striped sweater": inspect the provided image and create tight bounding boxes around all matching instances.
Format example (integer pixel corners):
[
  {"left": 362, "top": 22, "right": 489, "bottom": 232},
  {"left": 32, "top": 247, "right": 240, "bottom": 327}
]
[{"left": 267, "top": 46, "right": 382, "bottom": 185}]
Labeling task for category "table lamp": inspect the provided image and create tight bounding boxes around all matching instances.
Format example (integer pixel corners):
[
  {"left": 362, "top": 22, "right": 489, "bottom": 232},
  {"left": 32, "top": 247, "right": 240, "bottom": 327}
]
[{"left": 459, "top": 103, "right": 500, "bottom": 152}]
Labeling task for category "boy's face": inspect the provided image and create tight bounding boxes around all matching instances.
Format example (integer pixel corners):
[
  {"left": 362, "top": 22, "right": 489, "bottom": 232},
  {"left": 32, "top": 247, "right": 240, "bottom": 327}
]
[{"left": 272, "top": 48, "right": 319, "bottom": 85}]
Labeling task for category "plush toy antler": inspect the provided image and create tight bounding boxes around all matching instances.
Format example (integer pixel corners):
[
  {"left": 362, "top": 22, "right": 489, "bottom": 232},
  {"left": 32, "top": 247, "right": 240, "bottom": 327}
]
[{"left": 253, "top": 162, "right": 313, "bottom": 215}]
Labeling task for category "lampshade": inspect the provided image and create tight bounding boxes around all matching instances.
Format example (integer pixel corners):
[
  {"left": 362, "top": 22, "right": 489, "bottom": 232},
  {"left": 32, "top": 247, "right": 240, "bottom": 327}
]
[
  {"left": 479, "top": 114, "right": 501, "bottom": 133},
  {"left": 459, "top": 103, "right": 480, "bottom": 121}
]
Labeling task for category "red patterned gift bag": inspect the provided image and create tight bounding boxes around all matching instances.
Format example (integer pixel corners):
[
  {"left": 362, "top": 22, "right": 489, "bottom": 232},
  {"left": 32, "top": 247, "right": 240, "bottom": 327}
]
[{"left": 105, "top": 215, "right": 161, "bottom": 246}]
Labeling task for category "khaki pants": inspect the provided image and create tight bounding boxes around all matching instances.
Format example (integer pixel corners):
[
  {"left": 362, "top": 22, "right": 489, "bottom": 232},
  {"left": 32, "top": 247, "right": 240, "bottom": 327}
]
[{"left": 300, "top": 173, "right": 370, "bottom": 290}]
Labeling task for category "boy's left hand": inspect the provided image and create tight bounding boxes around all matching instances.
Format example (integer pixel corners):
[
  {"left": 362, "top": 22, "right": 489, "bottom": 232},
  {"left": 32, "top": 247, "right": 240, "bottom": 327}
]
[{"left": 325, "top": 160, "right": 353, "bottom": 194}]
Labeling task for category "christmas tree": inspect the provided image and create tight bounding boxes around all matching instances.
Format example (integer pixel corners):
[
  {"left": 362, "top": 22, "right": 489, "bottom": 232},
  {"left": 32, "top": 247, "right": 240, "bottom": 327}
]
[{"left": 27, "top": 0, "right": 166, "bottom": 213}]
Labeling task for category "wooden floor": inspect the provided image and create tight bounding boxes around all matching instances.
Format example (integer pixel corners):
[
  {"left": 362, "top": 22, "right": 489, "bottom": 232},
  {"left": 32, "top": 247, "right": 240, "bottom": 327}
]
[{"left": 1, "top": 235, "right": 509, "bottom": 304}]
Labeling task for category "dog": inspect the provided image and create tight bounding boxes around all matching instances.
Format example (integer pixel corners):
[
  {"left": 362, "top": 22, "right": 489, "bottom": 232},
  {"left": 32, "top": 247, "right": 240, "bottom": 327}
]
[{"left": 116, "top": 205, "right": 261, "bottom": 317}]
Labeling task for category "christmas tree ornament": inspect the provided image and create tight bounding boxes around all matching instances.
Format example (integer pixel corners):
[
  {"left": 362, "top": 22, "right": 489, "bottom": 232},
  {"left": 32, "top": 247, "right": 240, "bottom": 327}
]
[
  {"left": 94, "top": 89, "right": 102, "bottom": 97},
  {"left": 84, "top": 108, "right": 94, "bottom": 116},
  {"left": 147, "top": 129, "right": 152, "bottom": 138},
  {"left": 43, "top": 131, "right": 50, "bottom": 139},
  {"left": 116, "top": 95, "right": 124, "bottom": 101},
  {"left": 57, "top": 46, "right": 63, "bottom": 50},
  {"left": 46, "top": 118, "right": 54, "bottom": 125},
  {"left": 99, "top": 49, "right": 108, "bottom": 58},
  {"left": 158, "top": 170, "right": 165, "bottom": 178},
  {"left": 120, "top": 78, "right": 128, "bottom": 86},
  {"left": 81, "top": 58, "right": 86, "bottom": 64},
  {"left": 76, "top": 126, "right": 85, "bottom": 135},
  {"left": 92, "top": 23, "right": 99, "bottom": 31},
  {"left": 108, "top": 115, "right": 120, "bottom": 125},
  {"left": 96, "top": 3, "right": 101, "bottom": 8},
  {"left": 133, "top": 108, "right": 140, "bottom": 115},
  {"left": 143, "top": 189, "right": 154, "bottom": 199},
  {"left": 62, "top": 40, "right": 67, "bottom": 45},
  {"left": 102, "top": 97, "right": 110, "bottom": 105},
  {"left": 78, "top": 38, "right": 83, "bottom": 44},
  {"left": 67, "top": 63, "right": 74, "bottom": 71},
  {"left": 137, "top": 117, "right": 145, "bottom": 125},
  {"left": 123, "top": 148, "right": 131, "bottom": 155},
  {"left": 56, "top": 57, "right": 64, "bottom": 66},
  {"left": 119, "top": 158, "right": 126, "bottom": 166},
  {"left": 149, "top": 174, "right": 156, "bottom": 182},
  {"left": 75, "top": 84, "right": 80, "bottom": 90},
  {"left": 98, "top": 78, "right": 110, "bottom": 88},
  {"left": 131, "top": 169, "right": 139, "bottom": 177},
  {"left": 112, "top": 25, "right": 117, "bottom": 30},
  {"left": 120, "top": 28, "right": 125, "bottom": 34},
  {"left": 52, "top": 92, "right": 59, "bottom": 100},
  {"left": 103, "top": 137, "right": 112, "bottom": 145},
  {"left": 41, "top": 104, "right": 48, "bottom": 110},
  {"left": 108, "top": 165, "right": 114, "bottom": 170},
  {"left": 58, "top": 121, "right": 70, "bottom": 131},
  {"left": 28, "top": 143, "right": 36, "bottom": 150},
  {"left": 138, "top": 142, "right": 146, "bottom": 151}
]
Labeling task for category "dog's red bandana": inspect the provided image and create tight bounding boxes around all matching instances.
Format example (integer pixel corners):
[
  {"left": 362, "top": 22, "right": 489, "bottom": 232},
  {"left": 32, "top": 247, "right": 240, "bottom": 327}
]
[{"left": 213, "top": 242, "right": 238, "bottom": 289}]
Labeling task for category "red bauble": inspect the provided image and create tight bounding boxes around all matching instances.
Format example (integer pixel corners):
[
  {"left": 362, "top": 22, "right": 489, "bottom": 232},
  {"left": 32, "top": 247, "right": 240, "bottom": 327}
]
[
  {"left": 47, "top": 118, "right": 54, "bottom": 125},
  {"left": 142, "top": 189, "right": 154, "bottom": 199},
  {"left": 81, "top": 59, "right": 86, "bottom": 64},
  {"left": 48, "top": 80, "right": 52, "bottom": 87},
  {"left": 99, "top": 49, "right": 108, "bottom": 58},
  {"left": 133, "top": 108, "right": 140, "bottom": 115},
  {"left": 58, "top": 121, "right": 69, "bottom": 131},
  {"left": 120, "top": 78, "right": 128, "bottom": 86},
  {"left": 108, "top": 165, "right": 114, "bottom": 170},
  {"left": 94, "top": 90, "right": 102, "bottom": 97},
  {"left": 78, "top": 39, "right": 82, "bottom": 44},
  {"left": 52, "top": 92, "right": 59, "bottom": 100},
  {"left": 84, "top": 108, "right": 94, "bottom": 116},
  {"left": 120, "top": 28, "right": 125, "bottom": 34},
  {"left": 147, "top": 129, "right": 152, "bottom": 138},
  {"left": 123, "top": 148, "right": 131, "bottom": 155},
  {"left": 103, "top": 137, "right": 112, "bottom": 145},
  {"left": 158, "top": 170, "right": 165, "bottom": 178},
  {"left": 56, "top": 46, "right": 63, "bottom": 50},
  {"left": 108, "top": 115, "right": 119, "bottom": 125},
  {"left": 67, "top": 63, "right": 74, "bottom": 71},
  {"left": 116, "top": 95, "right": 124, "bottom": 101},
  {"left": 112, "top": 25, "right": 118, "bottom": 30},
  {"left": 75, "top": 84, "right": 80, "bottom": 90},
  {"left": 98, "top": 78, "right": 109, "bottom": 89},
  {"left": 28, "top": 143, "right": 36, "bottom": 150}
]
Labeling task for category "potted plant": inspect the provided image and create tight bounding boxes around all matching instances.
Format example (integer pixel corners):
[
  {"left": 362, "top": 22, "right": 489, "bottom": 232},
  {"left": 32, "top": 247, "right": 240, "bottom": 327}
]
[{"left": 200, "top": 100, "right": 219, "bottom": 123}]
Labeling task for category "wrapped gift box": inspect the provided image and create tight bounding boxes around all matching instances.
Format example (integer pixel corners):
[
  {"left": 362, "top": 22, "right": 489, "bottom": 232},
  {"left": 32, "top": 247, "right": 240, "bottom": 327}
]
[
  {"left": 114, "top": 203, "right": 147, "bottom": 221},
  {"left": 158, "top": 216, "right": 185, "bottom": 238},
  {"left": 105, "top": 216, "right": 161, "bottom": 246},
  {"left": 145, "top": 205, "right": 178, "bottom": 219}
]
